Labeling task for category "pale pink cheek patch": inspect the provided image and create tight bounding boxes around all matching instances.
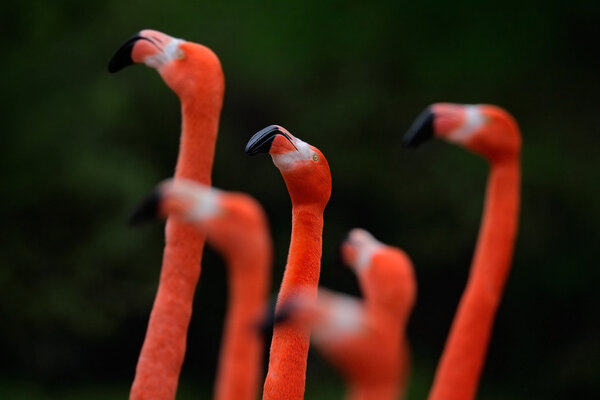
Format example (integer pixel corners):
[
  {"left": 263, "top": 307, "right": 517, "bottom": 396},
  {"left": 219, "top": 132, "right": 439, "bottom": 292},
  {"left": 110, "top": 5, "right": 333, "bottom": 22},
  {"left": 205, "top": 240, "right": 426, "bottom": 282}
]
[
  {"left": 164, "top": 179, "right": 221, "bottom": 222},
  {"left": 312, "top": 293, "right": 364, "bottom": 342},
  {"left": 447, "top": 105, "right": 486, "bottom": 143},
  {"left": 143, "top": 38, "right": 184, "bottom": 69},
  {"left": 346, "top": 229, "right": 384, "bottom": 271},
  {"left": 272, "top": 137, "right": 316, "bottom": 171}
]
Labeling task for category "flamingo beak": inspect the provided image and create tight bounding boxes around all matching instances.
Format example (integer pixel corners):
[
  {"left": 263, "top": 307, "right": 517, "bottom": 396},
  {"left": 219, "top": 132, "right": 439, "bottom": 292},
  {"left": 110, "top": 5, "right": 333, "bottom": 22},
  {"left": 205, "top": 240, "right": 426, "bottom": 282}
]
[
  {"left": 245, "top": 125, "right": 296, "bottom": 155},
  {"left": 108, "top": 33, "right": 153, "bottom": 73},
  {"left": 257, "top": 300, "right": 296, "bottom": 335},
  {"left": 403, "top": 106, "right": 435, "bottom": 148},
  {"left": 128, "top": 189, "right": 162, "bottom": 225}
]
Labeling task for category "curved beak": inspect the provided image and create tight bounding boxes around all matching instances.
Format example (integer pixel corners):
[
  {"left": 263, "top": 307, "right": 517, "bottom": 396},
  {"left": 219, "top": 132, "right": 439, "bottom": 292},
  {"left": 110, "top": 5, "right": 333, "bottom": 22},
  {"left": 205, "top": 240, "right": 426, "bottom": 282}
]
[
  {"left": 245, "top": 125, "right": 296, "bottom": 155},
  {"left": 128, "top": 189, "right": 162, "bottom": 225},
  {"left": 108, "top": 33, "right": 153, "bottom": 73},
  {"left": 402, "top": 106, "right": 435, "bottom": 148},
  {"left": 109, "top": 30, "right": 182, "bottom": 73}
]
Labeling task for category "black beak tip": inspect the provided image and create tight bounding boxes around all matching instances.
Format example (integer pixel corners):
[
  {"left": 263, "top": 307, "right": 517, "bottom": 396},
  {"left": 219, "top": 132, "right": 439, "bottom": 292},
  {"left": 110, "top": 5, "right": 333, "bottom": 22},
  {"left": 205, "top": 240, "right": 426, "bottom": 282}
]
[
  {"left": 245, "top": 125, "right": 285, "bottom": 155},
  {"left": 108, "top": 33, "right": 143, "bottom": 73},
  {"left": 257, "top": 312, "right": 276, "bottom": 337},
  {"left": 256, "top": 300, "right": 294, "bottom": 336},
  {"left": 128, "top": 190, "right": 161, "bottom": 226},
  {"left": 402, "top": 107, "right": 435, "bottom": 148}
]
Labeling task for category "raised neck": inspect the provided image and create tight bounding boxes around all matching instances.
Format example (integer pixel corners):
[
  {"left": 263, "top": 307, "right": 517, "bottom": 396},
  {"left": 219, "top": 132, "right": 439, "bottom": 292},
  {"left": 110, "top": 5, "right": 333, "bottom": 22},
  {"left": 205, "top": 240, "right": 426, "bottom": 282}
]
[
  {"left": 469, "top": 156, "right": 520, "bottom": 299},
  {"left": 262, "top": 205, "right": 325, "bottom": 400},
  {"left": 175, "top": 88, "right": 223, "bottom": 183},
  {"left": 287, "top": 205, "right": 324, "bottom": 287},
  {"left": 428, "top": 155, "right": 520, "bottom": 400},
  {"left": 129, "top": 70, "right": 224, "bottom": 400}
]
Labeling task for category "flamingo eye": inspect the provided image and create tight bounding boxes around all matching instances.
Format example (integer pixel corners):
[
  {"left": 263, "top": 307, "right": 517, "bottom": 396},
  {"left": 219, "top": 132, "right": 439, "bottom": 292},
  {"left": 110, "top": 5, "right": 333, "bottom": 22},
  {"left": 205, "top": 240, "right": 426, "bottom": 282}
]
[
  {"left": 176, "top": 48, "right": 185, "bottom": 59},
  {"left": 312, "top": 154, "right": 319, "bottom": 162}
]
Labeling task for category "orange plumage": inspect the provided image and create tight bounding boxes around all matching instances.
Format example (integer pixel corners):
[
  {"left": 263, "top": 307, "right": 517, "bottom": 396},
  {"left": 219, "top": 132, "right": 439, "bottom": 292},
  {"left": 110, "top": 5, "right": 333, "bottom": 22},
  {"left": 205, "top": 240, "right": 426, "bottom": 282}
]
[
  {"left": 246, "top": 125, "right": 332, "bottom": 400},
  {"left": 149, "top": 179, "right": 272, "bottom": 400},
  {"left": 276, "top": 229, "right": 416, "bottom": 400},
  {"left": 405, "top": 103, "right": 521, "bottom": 400}
]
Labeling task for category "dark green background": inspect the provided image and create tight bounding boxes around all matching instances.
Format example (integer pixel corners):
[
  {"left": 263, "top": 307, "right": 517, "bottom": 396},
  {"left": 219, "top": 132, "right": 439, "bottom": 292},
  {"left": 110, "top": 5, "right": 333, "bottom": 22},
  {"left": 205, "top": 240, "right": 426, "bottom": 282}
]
[{"left": 2, "top": 1, "right": 598, "bottom": 398}]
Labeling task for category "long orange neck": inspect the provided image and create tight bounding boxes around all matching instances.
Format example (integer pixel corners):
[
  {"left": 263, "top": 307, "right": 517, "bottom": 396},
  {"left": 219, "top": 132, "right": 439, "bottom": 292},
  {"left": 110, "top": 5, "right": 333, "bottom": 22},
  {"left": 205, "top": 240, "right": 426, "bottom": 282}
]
[
  {"left": 428, "top": 157, "right": 520, "bottom": 400},
  {"left": 176, "top": 94, "right": 221, "bottom": 182},
  {"left": 263, "top": 205, "right": 324, "bottom": 400},
  {"left": 130, "top": 91, "right": 223, "bottom": 400},
  {"left": 215, "top": 247, "right": 270, "bottom": 400}
]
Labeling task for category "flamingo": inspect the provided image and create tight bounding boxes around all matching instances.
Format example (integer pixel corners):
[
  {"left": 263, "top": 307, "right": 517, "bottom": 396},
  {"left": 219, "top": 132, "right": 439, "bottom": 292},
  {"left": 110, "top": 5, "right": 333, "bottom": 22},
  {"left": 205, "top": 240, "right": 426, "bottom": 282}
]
[
  {"left": 109, "top": 30, "right": 225, "bottom": 399},
  {"left": 272, "top": 228, "right": 417, "bottom": 400},
  {"left": 245, "top": 125, "right": 332, "bottom": 400},
  {"left": 403, "top": 103, "right": 521, "bottom": 400},
  {"left": 130, "top": 179, "right": 272, "bottom": 400}
]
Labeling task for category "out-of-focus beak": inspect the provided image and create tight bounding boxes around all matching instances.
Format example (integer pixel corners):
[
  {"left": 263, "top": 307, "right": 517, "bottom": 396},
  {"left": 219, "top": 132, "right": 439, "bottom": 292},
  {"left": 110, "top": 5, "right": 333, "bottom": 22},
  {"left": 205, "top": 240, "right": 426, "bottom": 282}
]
[
  {"left": 128, "top": 189, "right": 162, "bottom": 225},
  {"left": 402, "top": 106, "right": 435, "bottom": 148},
  {"left": 108, "top": 33, "right": 152, "bottom": 73},
  {"left": 257, "top": 299, "right": 296, "bottom": 336},
  {"left": 108, "top": 29, "right": 182, "bottom": 73}
]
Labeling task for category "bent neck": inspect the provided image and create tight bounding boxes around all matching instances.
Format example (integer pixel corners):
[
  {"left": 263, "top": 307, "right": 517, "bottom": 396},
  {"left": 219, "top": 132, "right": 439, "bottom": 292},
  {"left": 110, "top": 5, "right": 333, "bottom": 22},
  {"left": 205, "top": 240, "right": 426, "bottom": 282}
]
[
  {"left": 428, "top": 155, "right": 520, "bottom": 400},
  {"left": 262, "top": 204, "right": 325, "bottom": 400},
  {"left": 175, "top": 87, "right": 223, "bottom": 183}
]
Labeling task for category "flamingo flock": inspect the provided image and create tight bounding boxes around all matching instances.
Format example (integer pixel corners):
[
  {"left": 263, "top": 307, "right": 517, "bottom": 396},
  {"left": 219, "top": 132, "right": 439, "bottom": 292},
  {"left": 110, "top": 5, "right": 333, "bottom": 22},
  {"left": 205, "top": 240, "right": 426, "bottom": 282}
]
[{"left": 109, "top": 29, "right": 521, "bottom": 400}]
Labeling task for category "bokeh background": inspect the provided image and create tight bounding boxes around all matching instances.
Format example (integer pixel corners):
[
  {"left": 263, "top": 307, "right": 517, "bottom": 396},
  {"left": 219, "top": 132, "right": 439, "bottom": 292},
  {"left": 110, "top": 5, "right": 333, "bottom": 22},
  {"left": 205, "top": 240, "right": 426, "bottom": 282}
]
[{"left": 2, "top": 1, "right": 599, "bottom": 398}]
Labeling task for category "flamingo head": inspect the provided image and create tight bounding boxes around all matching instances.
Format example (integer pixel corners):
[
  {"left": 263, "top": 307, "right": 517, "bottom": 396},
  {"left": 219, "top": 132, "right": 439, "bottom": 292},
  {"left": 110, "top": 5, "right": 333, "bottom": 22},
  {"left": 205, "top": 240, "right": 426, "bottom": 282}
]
[
  {"left": 130, "top": 179, "right": 269, "bottom": 259},
  {"left": 245, "top": 125, "right": 331, "bottom": 207},
  {"left": 261, "top": 287, "right": 363, "bottom": 343},
  {"left": 108, "top": 29, "right": 223, "bottom": 98},
  {"left": 403, "top": 103, "right": 521, "bottom": 161},
  {"left": 342, "top": 229, "right": 416, "bottom": 315},
  {"left": 129, "top": 178, "right": 221, "bottom": 225}
]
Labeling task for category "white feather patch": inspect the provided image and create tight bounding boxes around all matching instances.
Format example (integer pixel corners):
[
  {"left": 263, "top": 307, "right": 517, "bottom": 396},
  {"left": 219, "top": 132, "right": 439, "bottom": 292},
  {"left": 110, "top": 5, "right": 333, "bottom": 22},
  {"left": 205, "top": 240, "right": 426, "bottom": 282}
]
[
  {"left": 164, "top": 179, "right": 221, "bottom": 222},
  {"left": 144, "top": 38, "right": 184, "bottom": 69},
  {"left": 349, "top": 229, "right": 384, "bottom": 271},
  {"left": 272, "top": 136, "right": 316, "bottom": 170},
  {"left": 447, "top": 105, "right": 486, "bottom": 143},
  {"left": 312, "top": 291, "right": 364, "bottom": 342},
  {"left": 187, "top": 188, "right": 220, "bottom": 221}
]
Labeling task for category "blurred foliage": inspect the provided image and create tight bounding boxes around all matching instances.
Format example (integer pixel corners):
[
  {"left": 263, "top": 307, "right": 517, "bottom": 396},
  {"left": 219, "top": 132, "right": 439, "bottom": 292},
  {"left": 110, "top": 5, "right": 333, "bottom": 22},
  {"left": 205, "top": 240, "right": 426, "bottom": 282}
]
[{"left": 1, "top": 0, "right": 599, "bottom": 398}]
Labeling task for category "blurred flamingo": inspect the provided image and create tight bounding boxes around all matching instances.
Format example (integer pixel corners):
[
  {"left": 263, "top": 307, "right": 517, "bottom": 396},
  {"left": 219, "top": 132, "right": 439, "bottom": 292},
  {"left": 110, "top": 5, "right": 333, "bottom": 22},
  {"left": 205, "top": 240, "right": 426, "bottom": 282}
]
[
  {"left": 109, "top": 29, "right": 224, "bottom": 399},
  {"left": 245, "top": 125, "right": 332, "bottom": 400},
  {"left": 272, "top": 228, "right": 417, "bottom": 400},
  {"left": 130, "top": 179, "right": 272, "bottom": 400},
  {"left": 404, "top": 103, "right": 521, "bottom": 400}
]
